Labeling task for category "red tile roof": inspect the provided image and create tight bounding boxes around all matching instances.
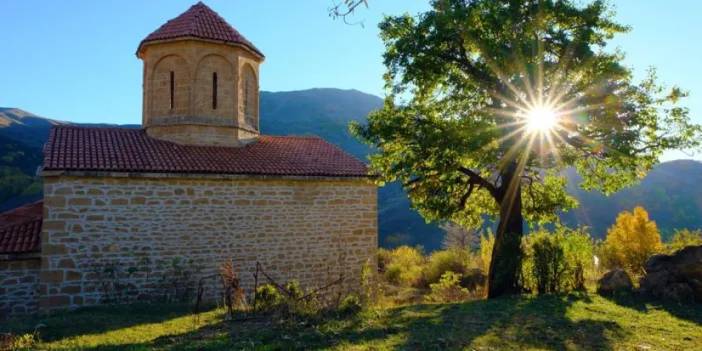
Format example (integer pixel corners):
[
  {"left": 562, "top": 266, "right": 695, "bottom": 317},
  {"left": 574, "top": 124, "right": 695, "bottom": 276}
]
[
  {"left": 43, "top": 127, "right": 369, "bottom": 177},
  {"left": 138, "top": 2, "right": 263, "bottom": 57},
  {"left": 0, "top": 201, "right": 42, "bottom": 255}
]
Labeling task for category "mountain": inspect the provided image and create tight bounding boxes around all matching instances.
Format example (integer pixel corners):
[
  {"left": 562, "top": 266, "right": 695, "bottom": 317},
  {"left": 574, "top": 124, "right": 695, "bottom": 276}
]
[
  {"left": 0, "top": 133, "right": 43, "bottom": 209},
  {"left": 562, "top": 160, "right": 702, "bottom": 241},
  {"left": 2, "top": 89, "right": 702, "bottom": 249},
  {"left": 0, "top": 108, "right": 68, "bottom": 148}
]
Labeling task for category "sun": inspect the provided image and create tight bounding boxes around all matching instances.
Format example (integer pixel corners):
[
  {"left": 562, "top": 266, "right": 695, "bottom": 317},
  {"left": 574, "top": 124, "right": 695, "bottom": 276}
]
[{"left": 523, "top": 104, "right": 558, "bottom": 133}]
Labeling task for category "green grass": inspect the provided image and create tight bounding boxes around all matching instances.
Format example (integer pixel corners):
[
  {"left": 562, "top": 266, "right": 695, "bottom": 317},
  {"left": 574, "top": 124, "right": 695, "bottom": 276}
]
[{"left": 2, "top": 294, "right": 701, "bottom": 350}]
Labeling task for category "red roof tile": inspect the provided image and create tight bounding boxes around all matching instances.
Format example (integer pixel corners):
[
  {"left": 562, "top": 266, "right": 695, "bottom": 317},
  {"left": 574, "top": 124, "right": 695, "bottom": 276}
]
[
  {"left": 138, "top": 2, "right": 263, "bottom": 57},
  {"left": 43, "top": 127, "right": 369, "bottom": 177},
  {"left": 0, "top": 201, "right": 42, "bottom": 255}
]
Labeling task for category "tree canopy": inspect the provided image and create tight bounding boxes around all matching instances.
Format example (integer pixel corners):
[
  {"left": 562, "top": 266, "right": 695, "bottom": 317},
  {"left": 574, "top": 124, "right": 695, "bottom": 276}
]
[
  {"left": 352, "top": 0, "right": 701, "bottom": 229},
  {"left": 351, "top": 0, "right": 701, "bottom": 296},
  {"left": 602, "top": 206, "right": 662, "bottom": 275}
]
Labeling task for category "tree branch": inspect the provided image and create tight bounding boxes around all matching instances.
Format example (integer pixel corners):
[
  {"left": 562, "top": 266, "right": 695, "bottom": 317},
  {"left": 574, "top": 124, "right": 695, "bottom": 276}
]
[
  {"left": 329, "top": 0, "right": 368, "bottom": 26},
  {"left": 458, "top": 167, "right": 497, "bottom": 199},
  {"left": 460, "top": 182, "right": 475, "bottom": 208}
]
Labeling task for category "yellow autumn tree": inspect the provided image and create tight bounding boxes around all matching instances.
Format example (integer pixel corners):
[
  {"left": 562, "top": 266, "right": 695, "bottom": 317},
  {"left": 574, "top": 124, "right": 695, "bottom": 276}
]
[{"left": 602, "top": 207, "right": 663, "bottom": 275}]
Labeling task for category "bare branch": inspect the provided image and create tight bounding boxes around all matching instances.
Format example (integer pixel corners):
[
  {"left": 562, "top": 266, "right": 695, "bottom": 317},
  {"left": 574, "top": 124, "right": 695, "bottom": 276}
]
[{"left": 329, "top": 0, "right": 368, "bottom": 26}]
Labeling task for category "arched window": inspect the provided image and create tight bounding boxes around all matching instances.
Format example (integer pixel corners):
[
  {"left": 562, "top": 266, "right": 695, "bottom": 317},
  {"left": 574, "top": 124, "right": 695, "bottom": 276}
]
[
  {"left": 151, "top": 54, "right": 189, "bottom": 117},
  {"left": 243, "top": 66, "right": 258, "bottom": 130},
  {"left": 212, "top": 72, "right": 218, "bottom": 110}
]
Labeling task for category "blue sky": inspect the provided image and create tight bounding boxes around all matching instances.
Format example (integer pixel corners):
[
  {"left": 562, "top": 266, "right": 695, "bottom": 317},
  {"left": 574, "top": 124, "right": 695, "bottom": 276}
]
[{"left": 2, "top": 1, "right": 701, "bottom": 159}]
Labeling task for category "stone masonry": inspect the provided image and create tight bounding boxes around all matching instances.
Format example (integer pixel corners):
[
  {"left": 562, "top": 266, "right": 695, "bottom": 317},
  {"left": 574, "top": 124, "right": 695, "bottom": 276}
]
[
  {"left": 39, "top": 175, "right": 377, "bottom": 311},
  {"left": 0, "top": 259, "right": 40, "bottom": 316}
]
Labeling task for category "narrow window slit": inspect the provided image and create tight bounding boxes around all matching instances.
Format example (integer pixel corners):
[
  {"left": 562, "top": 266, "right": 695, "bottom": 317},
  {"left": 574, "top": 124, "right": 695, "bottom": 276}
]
[
  {"left": 212, "top": 72, "right": 218, "bottom": 110},
  {"left": 169, "top": 71, "right": 174, "bottom": 110}
]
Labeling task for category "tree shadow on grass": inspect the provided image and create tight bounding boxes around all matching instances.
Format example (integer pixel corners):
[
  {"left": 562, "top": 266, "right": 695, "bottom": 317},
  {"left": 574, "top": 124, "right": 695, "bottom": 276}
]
[
  {"left": 77, "top": 293, "right": 626, "bottom": 350},
  {"left": 603, "top": 292, "right": 702, "bottom": 326},
  {"left": 0, "top": 303, "right": 202, "bottom": 343},
  {"left": 393, "top": 293, "right": 624, "bottom": 350}
]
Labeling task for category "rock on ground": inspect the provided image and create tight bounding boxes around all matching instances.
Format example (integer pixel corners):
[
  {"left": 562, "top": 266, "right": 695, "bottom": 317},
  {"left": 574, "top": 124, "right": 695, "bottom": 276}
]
[
  {"left": 597, "top": 268, "right": 633, "bottom": 296},
  {"left": 639, "top": 245, "right": 702, "bottom": 303}
]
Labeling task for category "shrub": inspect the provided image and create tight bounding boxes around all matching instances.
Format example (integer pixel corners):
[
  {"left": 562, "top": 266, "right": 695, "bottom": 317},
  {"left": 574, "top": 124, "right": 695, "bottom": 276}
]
[
  {"left": 459, "top": 268, "right": 487, "bottom": 293},
  {"left": 425, "top": 271, "right": 470, "bottom": 303},
  {"left": 561, "top": 227, "right": 595, "bottom": 290},
  {"left": 254, "top": 284, "right": 284, "bottom": 312},
  {"left": 360, "top": 259, "right": 383, "bottom": 306},
  {"left": 521, "top": 227, "right": 595, "bottom": 294},
  {"left": 667, "top": 229, "right": 702, "bottom": 253},
  {"left": 423, "top": 248, "right": 472, "bottom": 286},
  {"left": 526, "top": 231, "right": 566, "bottom": 294},
  {"left": 377, "top": 248, "right": 392, "bottom": 273},
  {"left": 382, "top": 246, "right": 425, "bottom": 287},
  {"left": 480, "top": 230, "right": 495, "bottom": 273},
  {"left": 285, "top": 280, "right": 304, "bottom": 300},
  {"left": 0, "top": 332, "right": 38, "bottom": 351},
  {"left": 601, "top": 207, "right": 663, "bottom": 275},
  {"left": 338, "top": 294, "right": 362, "bottom": 315}
]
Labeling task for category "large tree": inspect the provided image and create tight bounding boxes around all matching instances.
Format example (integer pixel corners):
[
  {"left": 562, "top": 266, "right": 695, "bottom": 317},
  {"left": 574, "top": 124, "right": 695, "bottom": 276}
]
[{"left": 351, "top": 0, "right": 701, "bottom": 297}]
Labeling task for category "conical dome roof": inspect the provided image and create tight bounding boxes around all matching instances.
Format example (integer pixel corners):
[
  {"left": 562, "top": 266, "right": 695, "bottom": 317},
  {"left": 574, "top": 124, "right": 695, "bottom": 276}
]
[{"left": 137, "top": 2, "right": 263, "bottom": 57}]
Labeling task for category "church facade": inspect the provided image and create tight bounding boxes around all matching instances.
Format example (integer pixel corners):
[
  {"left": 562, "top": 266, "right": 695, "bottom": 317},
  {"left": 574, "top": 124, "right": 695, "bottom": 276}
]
[{"left": 0, "top": 2, "right": 377, "bottom": 316}]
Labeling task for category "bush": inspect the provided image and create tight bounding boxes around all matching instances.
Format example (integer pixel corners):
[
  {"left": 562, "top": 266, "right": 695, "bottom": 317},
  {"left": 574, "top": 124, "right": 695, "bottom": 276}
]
[
  {"left": 521, "top": 227, "right": 595, "bottom": 294},
  {"left": 285, "top": 280, "right": 304, "bottom": 300},
  {"left": 382, "top": 246, "right": 425, "bottom": 287},
  {"left": 667, "top": 229, "right": 702, "bottom": 253},
  {"left": 561, "top": 227, "right": 595, "bottom": 290},
  {"left": 338, "top": 294, "right": 362, "bottom": 315},
  {"left": 0, "top": 332, "right": 38, "bottom": 351},
  {"left": 254, "top": 284, "right": 284, "bottom": 312},
  {"left": 601, "top": 207, "right": 663, "bottom": 275},
  {"left": 377, "top": 248, "right": 392, "bottom": 273},
  {"left": 423, "top": 248, "right": 473, "bottom": 286},
  {"left": 525, "top": 231, "right": 566, "bottom": 294},
  {"left": 480, "top": 230, "right": 495, "bottom": 273},
  {"left": 425, "top": 271, "right": 470, "bottom": 303},
  {"left": 459, "top": 268, "right": 487, "bottom": 293}
]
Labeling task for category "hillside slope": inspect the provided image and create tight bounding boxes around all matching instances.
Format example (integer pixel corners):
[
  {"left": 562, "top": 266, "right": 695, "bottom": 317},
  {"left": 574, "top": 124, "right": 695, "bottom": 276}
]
[{"left": 563, "top": 159, "right": 702, "bottom": 240}]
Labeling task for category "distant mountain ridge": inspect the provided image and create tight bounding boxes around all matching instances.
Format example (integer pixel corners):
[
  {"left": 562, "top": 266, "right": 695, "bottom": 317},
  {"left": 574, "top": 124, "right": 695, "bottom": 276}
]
[{"left": 2, "top": 88, "right": 702, "bottom": 249}]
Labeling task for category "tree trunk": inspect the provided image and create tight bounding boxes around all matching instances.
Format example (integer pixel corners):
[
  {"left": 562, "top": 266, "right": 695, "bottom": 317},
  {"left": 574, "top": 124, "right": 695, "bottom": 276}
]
[{"left": 487, "top": 161, "right": 524, "bottom": 298}]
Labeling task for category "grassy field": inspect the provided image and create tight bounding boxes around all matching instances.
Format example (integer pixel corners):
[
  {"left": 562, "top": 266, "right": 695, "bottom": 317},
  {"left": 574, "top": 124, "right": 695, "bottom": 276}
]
[{"left": 2, "top": 293, "right": 701, "bottom": 350}]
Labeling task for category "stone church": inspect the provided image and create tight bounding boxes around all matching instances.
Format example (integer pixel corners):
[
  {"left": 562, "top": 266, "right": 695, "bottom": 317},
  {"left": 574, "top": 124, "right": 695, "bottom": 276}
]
[{"left": 0, "top": 2, "right": 377, "bottom": 316}]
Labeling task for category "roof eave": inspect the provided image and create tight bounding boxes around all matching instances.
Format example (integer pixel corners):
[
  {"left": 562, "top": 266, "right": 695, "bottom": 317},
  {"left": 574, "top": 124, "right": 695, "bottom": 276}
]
[
  {"left": 136, "top": 37, "right": 265, "bottom": 61},
  {"left": 41, "top": 169, "right": 372, "bottom": 181}
]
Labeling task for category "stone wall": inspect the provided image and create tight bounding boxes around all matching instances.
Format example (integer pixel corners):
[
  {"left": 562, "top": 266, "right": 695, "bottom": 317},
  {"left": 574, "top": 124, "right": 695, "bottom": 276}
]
[
  {"left": 40, "top": 175, "right": 377, "bottom": 312},
  {"left": 0, "top": 258, "right": 41, "bottom": 317}
]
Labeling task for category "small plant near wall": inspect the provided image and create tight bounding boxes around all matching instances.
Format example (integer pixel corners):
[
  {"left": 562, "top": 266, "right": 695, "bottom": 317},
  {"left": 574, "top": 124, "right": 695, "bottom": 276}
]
[{"left": 426, "top": 271, "right": 470, "bottom": 303}]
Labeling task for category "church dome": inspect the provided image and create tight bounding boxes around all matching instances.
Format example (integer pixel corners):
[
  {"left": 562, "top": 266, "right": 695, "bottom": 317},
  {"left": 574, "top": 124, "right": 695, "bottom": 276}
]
[{"left": 137, "top": 2, "right": 263, "bottom": 147}]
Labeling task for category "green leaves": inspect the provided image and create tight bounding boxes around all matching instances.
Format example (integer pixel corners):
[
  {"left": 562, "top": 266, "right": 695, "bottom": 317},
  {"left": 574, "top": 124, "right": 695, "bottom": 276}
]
[{"left": 353, "top": 0, "right": 702, "bottom": 230}]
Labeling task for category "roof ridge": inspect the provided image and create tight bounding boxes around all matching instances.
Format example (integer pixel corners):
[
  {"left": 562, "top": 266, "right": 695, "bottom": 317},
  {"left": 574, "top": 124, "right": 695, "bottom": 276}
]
[
  {"left": 52, "top": 125, "right": 142, "bottom": 131},
  {"left": 261, "top": 135, "right": 324, "bottom": 140},
  {"left": 189, "top": 2, "right": 202, "bottom": 36}
]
